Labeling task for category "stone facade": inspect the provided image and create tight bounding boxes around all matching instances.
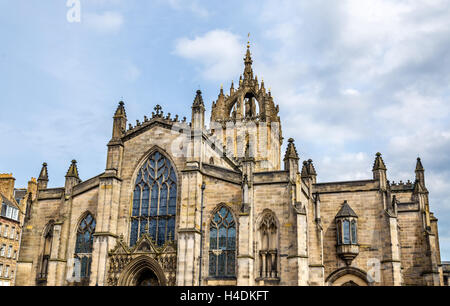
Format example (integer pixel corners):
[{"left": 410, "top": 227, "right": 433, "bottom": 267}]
[
  {"left": 15, "top": 45, "right": 445, "bottom": 286},
  {"left": 0, "top": 174, "right": 34, "bottom": 286}
]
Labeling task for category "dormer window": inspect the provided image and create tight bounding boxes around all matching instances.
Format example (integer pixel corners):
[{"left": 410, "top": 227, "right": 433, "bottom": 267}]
[{"left": 335, "top": 201, "right": 359, "bottom": 265}]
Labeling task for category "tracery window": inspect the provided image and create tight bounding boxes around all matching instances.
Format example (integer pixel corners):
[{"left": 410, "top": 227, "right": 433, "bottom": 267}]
[
  {"left": 130, "top": 151, "right": 177, "bottom": 247},
  {"left": 209, "top": 206, "right": 236, "bottom": 278},
  {"left": 74, "top": 213, "right": 96, "bottom": 284},
  {"left": 259, "top": 212, "right": 278, "bottom": 279}
]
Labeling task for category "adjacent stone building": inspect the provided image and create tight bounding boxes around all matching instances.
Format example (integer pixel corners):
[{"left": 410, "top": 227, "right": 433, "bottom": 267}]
[
  {"left": 15, "top": 45, "right": 445, "bottom": 286},
  {"left": 0, "top": 174, "right": 35, "bottom": 286}
]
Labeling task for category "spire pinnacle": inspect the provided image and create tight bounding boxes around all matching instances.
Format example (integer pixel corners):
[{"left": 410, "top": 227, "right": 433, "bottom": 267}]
[
  {"left": 66, "top": 160, "right": 79, "bottom": 179},
  {"left": 193, "top": 89, "right": 205, "bottom": 107},
  {"left": 38, "top": 162, "right": 48, "bottom": 181},
  {"left": 114, "top": 100, "right": 126, "bottom": 118},
  {"left": 307, "top": 159, "right": 317, "bottom": 176},
  {"left": 243, "top": 37, "right": 253, "bottom": 81},
  {"left": 372, "top": 152, "right": 387, "bottom": 171},
  {"left": 415, "top": 157, "right": 424, "bottom": 171},
  {"left": 283, "top": 138, "right": 299, "bottom": 161}
]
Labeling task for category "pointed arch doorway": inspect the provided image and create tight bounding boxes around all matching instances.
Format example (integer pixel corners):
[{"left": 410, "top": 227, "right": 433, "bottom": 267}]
[{"left": 117, "top": 256, "right": 167, "bottom": 286}]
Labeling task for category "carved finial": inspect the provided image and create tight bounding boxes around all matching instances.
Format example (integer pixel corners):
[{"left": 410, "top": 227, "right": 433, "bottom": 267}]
[{"left": 154, "top": 104, "right": 162, "bottom": 116}]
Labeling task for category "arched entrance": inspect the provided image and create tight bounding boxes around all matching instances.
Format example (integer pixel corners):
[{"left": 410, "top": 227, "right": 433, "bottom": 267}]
[
  {"left": 326, "top": 266, "right": 370, "bottom": 286},
  {"left": 117, "top": 255, "right": 167, "bottom": 286},
  {"left": 135, "top": 268, "right": 159, "bottom": 286}
]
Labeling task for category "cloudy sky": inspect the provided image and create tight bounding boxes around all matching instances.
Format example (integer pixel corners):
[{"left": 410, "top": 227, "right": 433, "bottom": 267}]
[{"left": 1, "top": 0, "right": 450, "bottom": 259}]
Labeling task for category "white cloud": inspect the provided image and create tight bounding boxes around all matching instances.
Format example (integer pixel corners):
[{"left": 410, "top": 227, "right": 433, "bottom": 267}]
[
  {"left": 167, "top": 0, "right": 210, "bottom": 17},
  {"left": 174, "top": 30, "right": 243, "bottom": 81},
  {"left": 84, "top": 11, "right": 124, "bottom": 33}
]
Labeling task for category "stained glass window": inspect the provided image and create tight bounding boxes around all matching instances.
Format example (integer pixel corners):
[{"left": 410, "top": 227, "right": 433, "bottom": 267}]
[
  {"left": 130, "top": 151, "right": 177, "bottom": 247},
  {"left": 74, "top": 213, "right": 95, "bottom": 282},
  {"left": 209, "top": 206, "right": 236, "bottom": 278}
]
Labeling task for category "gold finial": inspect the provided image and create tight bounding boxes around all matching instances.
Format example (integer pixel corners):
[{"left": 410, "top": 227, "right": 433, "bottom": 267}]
[
  {"left": 221, "top": 83, "right": 223, "bottom": 89},
  {"left": 247, "top": 32, "right": 250, "bottom": 48}
]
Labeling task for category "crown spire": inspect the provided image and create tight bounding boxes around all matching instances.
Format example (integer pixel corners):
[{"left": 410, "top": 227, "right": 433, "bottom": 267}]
[{"left": 243, "top": 34, "right": 254, "bottom": 82}]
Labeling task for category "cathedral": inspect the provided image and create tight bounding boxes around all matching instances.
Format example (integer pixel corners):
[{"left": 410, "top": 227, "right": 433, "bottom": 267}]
[{"left": 15, "top": 44, "right": 445, "bottom": 286}]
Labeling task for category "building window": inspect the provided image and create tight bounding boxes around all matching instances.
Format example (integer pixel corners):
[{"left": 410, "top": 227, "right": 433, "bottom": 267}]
[
  {"left": 335, "top": 201, "right": 359, "bottom": 265},
  {"left": 7, "top": 245, "right": 12, "bottom": 258},
  {"left": 10, "top": 227, "right": 15, "bottom": 239},
  {"left": 16, "top": 230, "right": 19, "bottom": 241},
  {"left": 130, "top": 151, "right": 177, "bottom": 247},
  {"left": 0, "top": 244, "right": 5, "bottom": 257},
  {"left": 335, "top": 201, "right": 358, "bottom": 246},
  {"left": 0, "top": 223, "right": 2, "bottom": 236},
  {"left": 259, "top": 212, "right": 278, "bottom": 279},
  {"left": 0, "top": 264, "right": 2, "bottom": 277},
  {"left": 13, "top": 250, "right": 17, "bottom": 259},
  {"left": 5, "top": 266, "right": 9, "bottom": 278},
  {"left": 73, "top": 213, "right": 96, "bottom": 285},
  {"left": 209, "top": 206, "right": 236, "bottom": 278},
  {"left": 3, "top": 225, "right": 8, "bottom": 238}
]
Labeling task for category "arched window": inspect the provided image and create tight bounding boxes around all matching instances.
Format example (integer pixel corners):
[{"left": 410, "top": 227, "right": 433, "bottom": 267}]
[
  {"left": 259, "top": 212, "right": 278, "bottom": 279},
  {"left": 130, "top": 151, "right": 177, "bottom": 247},
  {"left": 209, "top": 206, "right": 236, "bottom": 278},
  {"left": 74, "top": 213, "right": 96, "bottom": 285},
  {"left": 38, "top": 222, "right": 53, "bottom": 283}
]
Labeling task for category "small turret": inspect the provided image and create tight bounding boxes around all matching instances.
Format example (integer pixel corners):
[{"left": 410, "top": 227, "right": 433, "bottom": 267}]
[{"left": 37, "top": 162, "right": 49, "bottom": 190}]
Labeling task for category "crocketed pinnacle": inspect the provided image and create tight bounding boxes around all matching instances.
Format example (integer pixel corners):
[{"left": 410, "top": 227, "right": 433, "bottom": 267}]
[
  {"left": 307, "top": 159, "right": 317, "bottom": 176},
  {"left": 372, "top": 152, "right": 387, "bottom": 171},
  {"left": 301, "top": 161, "right": 309, "bottom": 178},
  {"left": 65, "top": 160, "right": 79, "bottom": 179},
  {"left": 192, "top": 90, "right": 205, "bottom": 108},
  {"left": 415, "top": 157, "right": 424, "bottom": 171},
  {"left": 38, "top": 162, "right": 48, "bottom": 181},
  {"left": 114, "top": 101, "right": 126, "bottom": 118},
  {"left": 284, "top": 138, "right": 299, "bottom": 161}
]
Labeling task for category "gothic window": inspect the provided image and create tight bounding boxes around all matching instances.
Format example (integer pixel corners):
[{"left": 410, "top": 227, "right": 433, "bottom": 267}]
[
  {"left": 38, "top": 223, "right": 53, "bottom": 282},
  {"left": 74, "top": 213, "right": 96, "bottom": 284},
  {"left": 259, "top": 212, "right": 278, "bottom": 279},
  {"left": 130, "top": 151, "right": 177, "bottom": 247},
  {"left": 209, "top": 206, "right": 236, "bottom": 278}
]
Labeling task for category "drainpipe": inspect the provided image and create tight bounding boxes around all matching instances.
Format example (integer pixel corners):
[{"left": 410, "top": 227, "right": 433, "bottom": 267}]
[{"left": 198, "top": 182, "right": 206, "bottom": 286}]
